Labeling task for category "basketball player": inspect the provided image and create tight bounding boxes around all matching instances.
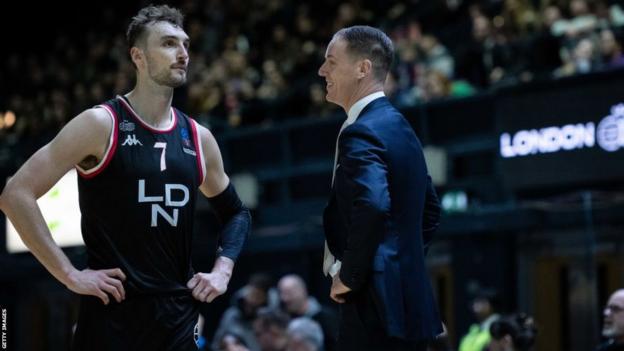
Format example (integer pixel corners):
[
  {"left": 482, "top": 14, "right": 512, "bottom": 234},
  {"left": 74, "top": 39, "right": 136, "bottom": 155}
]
[{"left": 0, "top": 5, "right": 250, "bottom": 350}]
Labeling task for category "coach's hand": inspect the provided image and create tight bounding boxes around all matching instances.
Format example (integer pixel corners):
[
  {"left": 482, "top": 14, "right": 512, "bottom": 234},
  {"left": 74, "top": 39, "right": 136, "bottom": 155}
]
[
  {"left": 66, "top": 268, "right": 126, "bottom": 305},
  {"left": 330, "top": 273, "right": 352, "bottom": 303},
  {"left": 187, "top": 272, "right": 228, "bottom": 303}
]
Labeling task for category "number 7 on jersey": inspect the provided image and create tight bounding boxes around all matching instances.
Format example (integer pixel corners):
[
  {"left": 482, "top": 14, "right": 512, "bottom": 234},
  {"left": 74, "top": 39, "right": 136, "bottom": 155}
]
[{"left": 154, "top": 142, "right": 167, "bottom": 171}]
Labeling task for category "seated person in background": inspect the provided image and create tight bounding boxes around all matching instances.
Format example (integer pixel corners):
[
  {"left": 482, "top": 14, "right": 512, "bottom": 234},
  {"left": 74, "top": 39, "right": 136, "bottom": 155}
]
[
  {"left": 253, "top": 308, "right": 290, "bottom": 351},
  {"left": 278, "top": 274, "right": 337, "bottom": 351},
  {"left": 217, "top": 331, "right": 251, "bottom": 351},
  {"left": 286, "top": 317, "right": 324, "bottom": 351},
  {"left": 596, "top": 289, "right": 624, "bottom": 351},
  {"left": 488, "top": 313, "right": 537, "bottom": 351},
  {"left": 213, "top": 273, "right": 279, "bottom": 351},
  {"left": 459, "top": 289, "right": 501, "bottom": 351}
]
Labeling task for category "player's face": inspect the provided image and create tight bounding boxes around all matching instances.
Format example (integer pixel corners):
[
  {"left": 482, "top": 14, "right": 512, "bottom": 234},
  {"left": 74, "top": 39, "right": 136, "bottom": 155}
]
[
  {"left": 144, "top": 21, "right": 190, "bottom": 88},
  {"left": 318, "top": 37, "right": 360, "bottom": 110}
]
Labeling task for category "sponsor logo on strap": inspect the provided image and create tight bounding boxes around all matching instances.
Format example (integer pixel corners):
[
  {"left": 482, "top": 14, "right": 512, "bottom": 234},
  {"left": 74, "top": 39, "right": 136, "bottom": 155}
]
[{"left": 119, "top": 120, "right": 136, "bottom": 132}]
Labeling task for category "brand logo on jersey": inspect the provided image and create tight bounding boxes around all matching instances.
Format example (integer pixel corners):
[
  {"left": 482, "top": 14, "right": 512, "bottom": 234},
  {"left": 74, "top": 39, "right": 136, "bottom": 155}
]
[
  {"left": 180, "top": 128, "right": 192, "bottom": 147},
  {"left": 119, "top": 120, "right": 136, "bottom": 132},
  {"left": 183, "top": 147, "right": 196, "bottom": 156},
  {"left": 193, "top": 323, "right": 200, "bottom": 345},
  {"left": 122, "top": 134, "right": 143, "bottom": 146},
  {"left": 138, "top": 179, "right": 189, "bottom": 227}
]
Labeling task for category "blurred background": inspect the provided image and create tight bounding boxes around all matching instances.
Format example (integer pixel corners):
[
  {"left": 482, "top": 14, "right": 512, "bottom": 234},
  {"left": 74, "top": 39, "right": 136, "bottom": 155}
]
[{"left": 1, "top": 0, "right": 624, "bottom": 350}]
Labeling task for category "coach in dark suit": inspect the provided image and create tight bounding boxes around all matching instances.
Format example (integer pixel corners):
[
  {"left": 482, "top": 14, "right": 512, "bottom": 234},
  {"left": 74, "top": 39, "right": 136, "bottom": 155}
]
[{"left": 319, "top": 26, "right": 443, "bottom": 351}]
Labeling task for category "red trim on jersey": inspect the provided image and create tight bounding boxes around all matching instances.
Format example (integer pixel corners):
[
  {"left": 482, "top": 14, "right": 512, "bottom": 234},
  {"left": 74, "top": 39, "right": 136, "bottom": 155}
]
[
  {"left": 188, "top": 117, "right": 205, "bottom": 184},
  {"left": 117, "top": 96, "right": 178, "bottom": 133},
  {"left": 77, "top": 104, "right": 119, "bottom": 179}
]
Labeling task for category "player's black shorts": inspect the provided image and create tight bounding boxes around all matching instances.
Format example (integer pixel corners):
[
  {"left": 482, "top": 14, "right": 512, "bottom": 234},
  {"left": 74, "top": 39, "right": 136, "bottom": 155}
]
[{"left": 71, "top": 293, "right": 199, "bottom": 351}]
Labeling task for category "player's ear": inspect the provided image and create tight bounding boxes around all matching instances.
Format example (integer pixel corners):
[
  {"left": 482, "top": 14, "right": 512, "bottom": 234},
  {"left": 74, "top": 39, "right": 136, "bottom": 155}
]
[{"left": 130, "top": 47, "right": 145, "bottom": 70}]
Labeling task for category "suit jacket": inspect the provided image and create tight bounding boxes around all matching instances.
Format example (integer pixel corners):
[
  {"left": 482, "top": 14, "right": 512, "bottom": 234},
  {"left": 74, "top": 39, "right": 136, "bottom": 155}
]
[{"left": 323, "top": 96, "right": 443, "bottom": 341}]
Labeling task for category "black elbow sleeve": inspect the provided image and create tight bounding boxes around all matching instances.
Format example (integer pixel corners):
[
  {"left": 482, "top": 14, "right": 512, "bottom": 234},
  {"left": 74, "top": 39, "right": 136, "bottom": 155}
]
[
  {"left": 207, "top": 183, "right": 251, "bottom": 261},
  {"left": 209, "top": 183, "right": 243, "bottom": 222}
]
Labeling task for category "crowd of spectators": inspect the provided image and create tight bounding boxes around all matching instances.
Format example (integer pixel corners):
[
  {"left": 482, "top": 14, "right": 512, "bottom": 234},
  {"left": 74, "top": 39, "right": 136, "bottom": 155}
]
[
  {"left": 209, "top": 273, "right": 336, "bottom": 351},
  {"left": 3, "top": 0, "right": 624, "bottom": 164}
]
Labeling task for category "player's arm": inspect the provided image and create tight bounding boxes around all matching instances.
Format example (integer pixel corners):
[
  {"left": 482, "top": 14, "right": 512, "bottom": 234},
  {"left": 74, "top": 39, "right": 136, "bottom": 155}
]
[
  {"left": 187, "top": 122, "right": 251, "bottom": 303},
  {"left": 0, "top": 108, "right": 126, "bottom": 305}
]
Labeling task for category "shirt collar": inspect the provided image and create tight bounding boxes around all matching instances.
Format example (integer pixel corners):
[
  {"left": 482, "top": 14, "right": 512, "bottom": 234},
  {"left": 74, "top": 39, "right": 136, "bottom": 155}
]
[{"left": 346, "top": 91, "right": 385, "bottom": 125}]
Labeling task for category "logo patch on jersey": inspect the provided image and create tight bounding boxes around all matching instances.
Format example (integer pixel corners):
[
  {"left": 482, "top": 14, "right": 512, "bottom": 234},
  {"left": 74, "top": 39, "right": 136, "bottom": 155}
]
[
  {"left": 122, "top": 134, "right": 143, "bottom": 146},
  {"left": 119, "top": 120, "right": 136, "bottom": 132},
  {"left": 138, "top": 179, "right": 190, "bottom": 227},
  {"left": 180, "top": 128, "right": 192, "bottom": 147},
  {"left": 182, "top": 147, "right": 196, "bottom": 156},
  {"left": 194, "top": 323, "right": 200, "bottom": 345}
]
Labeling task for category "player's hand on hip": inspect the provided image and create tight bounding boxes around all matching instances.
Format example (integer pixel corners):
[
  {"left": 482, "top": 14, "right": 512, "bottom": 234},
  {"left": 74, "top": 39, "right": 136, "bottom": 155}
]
[
  {"left": 66, "top": 268, "right": 127, "bottom": 305},
  {"left": 187, "top": 272, "right": 227, "bottom": 303}
]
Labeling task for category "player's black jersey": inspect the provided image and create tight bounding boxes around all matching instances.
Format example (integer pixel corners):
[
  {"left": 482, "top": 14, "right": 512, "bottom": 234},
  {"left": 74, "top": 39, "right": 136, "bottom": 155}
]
[{"left": 77, "top": 95, "right": 206, "bottom": 297}]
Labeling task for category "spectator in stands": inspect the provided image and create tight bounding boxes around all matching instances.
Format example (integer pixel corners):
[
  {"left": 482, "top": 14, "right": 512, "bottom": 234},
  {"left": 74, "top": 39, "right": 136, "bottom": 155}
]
[
  {"left": 456, "top": 13, "right": 517, "bottom": 88},
  {"left": 551, "top": 0, "right": 598, "bottom": 38},
  {"left": 459, "top": 288, "right": 501, "bottom": 351},
  {"left": 554, "top": 37, "right": 600, "bottom": 77},
  {"left": 488, "top": 313, "right": 537, "bottom": 351},
  {"left": 501, "top": 0, "right": 539, "bottom": 36},
  {"left": 522, "top": 5, "right": 562, "bottom": 79},
  {"left": 213, "top": 273, "right": 280, "bottom": 351},
  {"left": 420, "top": 69, "right": 452, "bottom": 102},
  {"left": 253, "top": 308, "right": 290, "bottom": 351},
  {"left": 420, "top": 35, "right": 454, "bottom": 79},
  {"left": 599, "top": 28, "right": 624, "bottom": 68},
  {"left": 216, "top": 331, "right": 251, "bottom": 351},
  {"left": 596, "top": 289, "right": 624, "bottom": 351},
  {"left": 286, "top": 317, "right": 324, "bottom": 351},
  {"left": 278, "top": 274, "right": 337, "bottom": 351}
]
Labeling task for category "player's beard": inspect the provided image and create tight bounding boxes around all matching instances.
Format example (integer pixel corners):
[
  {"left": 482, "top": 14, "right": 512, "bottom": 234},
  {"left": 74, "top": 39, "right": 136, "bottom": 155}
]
[{"left": 146, "top": 56, "right": 187, "bottom": 88}]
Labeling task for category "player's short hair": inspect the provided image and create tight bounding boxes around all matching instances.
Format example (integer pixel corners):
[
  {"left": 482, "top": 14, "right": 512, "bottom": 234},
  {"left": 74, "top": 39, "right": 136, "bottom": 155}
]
[
  {"left": 334, "top": 25, "right": 394, "bottom": 82},
  {"left": 126, "top": 5, "right": 184, "bottom": 49}
]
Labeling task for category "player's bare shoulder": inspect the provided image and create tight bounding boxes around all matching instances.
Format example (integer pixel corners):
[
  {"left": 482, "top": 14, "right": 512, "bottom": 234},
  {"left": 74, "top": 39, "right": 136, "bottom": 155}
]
[
  {"left": 192, "top": 120, "right": 229, "bottom": 196},
  {"left": 193, "top": 122, "right": 220, "bottom": 154},
  {"left": 77, "top": 107, "right": 113, "bottom": 133},
  {"left": 67, "top": 107, "right": 115, "bottom": 170}
]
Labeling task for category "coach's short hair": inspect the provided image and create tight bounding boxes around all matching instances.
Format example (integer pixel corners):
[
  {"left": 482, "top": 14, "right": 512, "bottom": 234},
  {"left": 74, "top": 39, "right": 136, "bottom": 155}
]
[
  {"left": 126, "top": 5, "right": 184, "bottom": 49},
  {"left": 334, "top": 25, "right": 394, "bottom": 82}
]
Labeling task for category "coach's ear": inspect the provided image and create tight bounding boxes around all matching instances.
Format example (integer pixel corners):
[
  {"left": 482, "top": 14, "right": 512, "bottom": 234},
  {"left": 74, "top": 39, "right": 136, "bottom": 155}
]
[{"left": 357, "top": 59, "right": 373, "bottom": 79}]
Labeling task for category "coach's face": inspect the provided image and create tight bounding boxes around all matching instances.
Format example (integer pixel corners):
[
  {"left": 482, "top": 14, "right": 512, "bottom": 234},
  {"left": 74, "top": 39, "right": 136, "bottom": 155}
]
[{"left": 318, "top": 36, "right": 360, "bottom": 110}]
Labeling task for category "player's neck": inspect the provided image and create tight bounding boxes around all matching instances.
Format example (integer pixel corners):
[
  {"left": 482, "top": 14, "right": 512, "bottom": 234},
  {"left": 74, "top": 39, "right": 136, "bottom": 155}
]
[{"left": 125, "top": 83, "right": 174, "bottom": 128}]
